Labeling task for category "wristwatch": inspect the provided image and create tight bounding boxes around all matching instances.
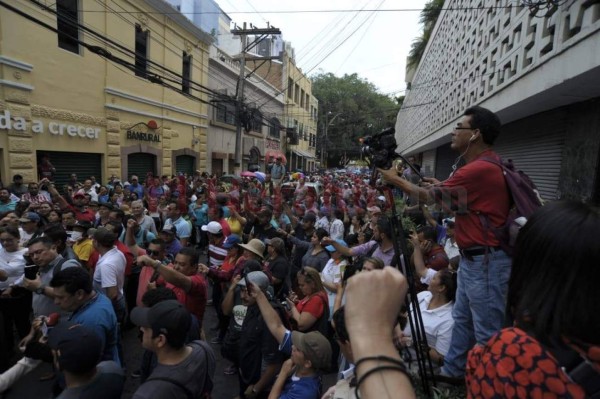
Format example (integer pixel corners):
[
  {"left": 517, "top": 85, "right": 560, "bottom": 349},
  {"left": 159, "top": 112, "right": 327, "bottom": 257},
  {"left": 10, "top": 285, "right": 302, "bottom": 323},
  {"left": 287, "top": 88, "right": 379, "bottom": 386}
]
[{"left": 35, "top": 285, "right": 45, "bottom": 295}]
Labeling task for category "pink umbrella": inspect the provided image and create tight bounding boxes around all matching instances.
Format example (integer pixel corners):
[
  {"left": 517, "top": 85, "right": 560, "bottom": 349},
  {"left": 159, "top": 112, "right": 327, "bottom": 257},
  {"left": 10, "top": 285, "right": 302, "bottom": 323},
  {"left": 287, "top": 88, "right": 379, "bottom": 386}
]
[{"left": 241, "top": 171, "right": 257, "bottom": 178}]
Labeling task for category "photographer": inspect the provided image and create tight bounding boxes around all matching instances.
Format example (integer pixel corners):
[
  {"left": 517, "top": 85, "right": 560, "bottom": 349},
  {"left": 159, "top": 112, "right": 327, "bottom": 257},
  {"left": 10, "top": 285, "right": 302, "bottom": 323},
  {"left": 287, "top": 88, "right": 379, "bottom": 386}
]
[{"left": 377, "top": 106, "right": 511, "bottom": 381}]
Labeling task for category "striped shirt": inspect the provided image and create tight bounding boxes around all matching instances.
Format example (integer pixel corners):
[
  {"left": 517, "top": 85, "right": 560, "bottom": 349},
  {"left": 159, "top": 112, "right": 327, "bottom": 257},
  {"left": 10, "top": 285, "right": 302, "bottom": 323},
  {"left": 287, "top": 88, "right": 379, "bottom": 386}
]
[{"left": 208, "top": 239, "right": 227, "bottom": 268}]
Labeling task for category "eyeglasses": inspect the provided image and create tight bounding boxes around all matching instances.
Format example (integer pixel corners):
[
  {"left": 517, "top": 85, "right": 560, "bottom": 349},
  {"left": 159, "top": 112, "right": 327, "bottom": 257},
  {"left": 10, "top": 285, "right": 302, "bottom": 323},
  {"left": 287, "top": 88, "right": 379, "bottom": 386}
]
[
  {"left": 147, "top": 250, "right": 161, "bottom": 256},
  {"left": 453, "top": 126, "right": 475, "bottom": 131}
]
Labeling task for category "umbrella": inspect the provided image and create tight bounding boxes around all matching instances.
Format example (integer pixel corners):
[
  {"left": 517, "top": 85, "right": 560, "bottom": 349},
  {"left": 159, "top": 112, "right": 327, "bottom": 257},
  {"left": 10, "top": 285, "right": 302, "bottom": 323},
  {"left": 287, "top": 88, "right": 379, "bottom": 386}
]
[
  {"left": 241, "top": 171, "right": 257, "bottom": 178},
  {"left": 219, "top": 174, "right": 241, "bottom": 183},
  {"left": 254, "top": 171, "right": 266, "bottom": 182}
]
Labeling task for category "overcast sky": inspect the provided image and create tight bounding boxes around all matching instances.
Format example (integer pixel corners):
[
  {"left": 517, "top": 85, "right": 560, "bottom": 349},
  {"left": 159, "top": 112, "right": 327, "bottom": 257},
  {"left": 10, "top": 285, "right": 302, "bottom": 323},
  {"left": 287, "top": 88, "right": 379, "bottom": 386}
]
[{"left": 217, "top": 0, "right": 428, "bottom": 97}]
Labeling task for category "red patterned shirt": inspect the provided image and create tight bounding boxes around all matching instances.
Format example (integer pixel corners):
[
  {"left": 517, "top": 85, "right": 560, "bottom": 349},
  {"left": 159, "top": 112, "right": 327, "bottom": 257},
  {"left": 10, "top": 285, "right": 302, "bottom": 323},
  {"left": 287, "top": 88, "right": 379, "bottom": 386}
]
[{"left": 467, "top": 327, "right": 600, "bottom": 398}]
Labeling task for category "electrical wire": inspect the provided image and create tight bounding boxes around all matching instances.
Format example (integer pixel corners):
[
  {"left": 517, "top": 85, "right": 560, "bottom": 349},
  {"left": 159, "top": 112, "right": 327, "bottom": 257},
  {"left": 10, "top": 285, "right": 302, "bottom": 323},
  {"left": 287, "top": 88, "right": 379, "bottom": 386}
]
[{"left": 70, "top": 4, "right": 528, "bottom": 15}]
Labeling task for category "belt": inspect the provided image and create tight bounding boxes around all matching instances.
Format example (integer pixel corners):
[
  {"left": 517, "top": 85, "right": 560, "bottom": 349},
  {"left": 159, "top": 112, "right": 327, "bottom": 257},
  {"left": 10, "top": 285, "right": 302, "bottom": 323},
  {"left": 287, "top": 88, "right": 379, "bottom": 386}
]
[{"left": 460, "top": 246, "right": 501, "bottom": 258}]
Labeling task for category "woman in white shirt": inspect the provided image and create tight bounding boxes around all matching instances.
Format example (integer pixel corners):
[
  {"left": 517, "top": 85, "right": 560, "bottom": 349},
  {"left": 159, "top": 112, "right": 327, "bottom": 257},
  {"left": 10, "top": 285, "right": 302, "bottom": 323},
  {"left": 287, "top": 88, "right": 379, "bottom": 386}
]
[
  {"left": 0, "top": 226, "right": 30, "bottom": 368},
  {"left": 320, "top": 239, "right": 349, "bottom": 320},
  {"left": 403, "top": 267, "right": 456, "bottom": 369}
]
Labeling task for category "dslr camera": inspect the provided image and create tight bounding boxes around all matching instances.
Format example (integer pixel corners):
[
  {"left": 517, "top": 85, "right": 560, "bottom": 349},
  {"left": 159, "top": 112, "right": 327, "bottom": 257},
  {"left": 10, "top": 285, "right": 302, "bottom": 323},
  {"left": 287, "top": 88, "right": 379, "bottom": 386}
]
[{"left": 361, "top": 127, "right": 398, "bottom": 170}]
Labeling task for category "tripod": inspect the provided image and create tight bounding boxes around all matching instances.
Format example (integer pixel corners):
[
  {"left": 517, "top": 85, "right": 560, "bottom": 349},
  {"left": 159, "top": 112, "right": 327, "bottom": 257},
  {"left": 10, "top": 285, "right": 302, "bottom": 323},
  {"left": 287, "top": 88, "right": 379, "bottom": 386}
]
[{"left": 375, "top": 154, "right": 436, "bottom": 396}]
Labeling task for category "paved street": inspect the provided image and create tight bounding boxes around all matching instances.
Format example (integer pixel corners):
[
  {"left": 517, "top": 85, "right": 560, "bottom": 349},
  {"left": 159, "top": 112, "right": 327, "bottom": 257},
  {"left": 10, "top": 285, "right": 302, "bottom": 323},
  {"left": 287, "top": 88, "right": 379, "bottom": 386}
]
[{"left": 3, "top": 275, "right": 336, "bottom": 399}]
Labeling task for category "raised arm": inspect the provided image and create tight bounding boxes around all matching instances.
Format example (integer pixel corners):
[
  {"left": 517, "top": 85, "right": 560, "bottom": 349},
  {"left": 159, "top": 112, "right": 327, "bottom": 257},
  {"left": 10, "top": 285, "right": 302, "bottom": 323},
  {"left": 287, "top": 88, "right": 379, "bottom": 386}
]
[{"left": 250, "top": 284, "right": 286, "bottom": 344}]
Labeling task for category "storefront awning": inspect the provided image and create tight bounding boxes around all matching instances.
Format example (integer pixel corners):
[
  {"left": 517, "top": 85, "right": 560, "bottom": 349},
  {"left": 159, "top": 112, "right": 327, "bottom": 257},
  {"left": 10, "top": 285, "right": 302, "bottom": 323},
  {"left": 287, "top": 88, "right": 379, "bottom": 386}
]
[
  {"left": 292, "top": 149, "right": 316, "bottom": 159},
  {"left": 264, "top": 150, "right": 287, "bottom": 164}
]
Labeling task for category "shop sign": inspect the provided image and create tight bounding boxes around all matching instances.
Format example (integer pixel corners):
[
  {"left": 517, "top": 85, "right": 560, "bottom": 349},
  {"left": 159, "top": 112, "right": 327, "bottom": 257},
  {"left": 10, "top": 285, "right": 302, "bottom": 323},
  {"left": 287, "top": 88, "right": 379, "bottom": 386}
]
[
  {"left": 126, "top": 120, "right": 161, "bottom": 143},
  {"left": 265, "top": 139, "right": 280, "bottom": 150},
  {"left": 0, "top": 110, "right": 100, "bottom": 139}
]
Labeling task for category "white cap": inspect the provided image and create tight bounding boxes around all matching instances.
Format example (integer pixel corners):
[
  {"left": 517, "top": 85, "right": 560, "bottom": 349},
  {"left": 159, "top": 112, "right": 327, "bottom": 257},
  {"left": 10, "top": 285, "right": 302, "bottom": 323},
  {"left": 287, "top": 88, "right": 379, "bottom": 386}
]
[
  {"left": 201, "top": 221, "right": 223, "bottom": 234},
  {"left": 377, "top": 195, "right": 386, "bottom": 202}
]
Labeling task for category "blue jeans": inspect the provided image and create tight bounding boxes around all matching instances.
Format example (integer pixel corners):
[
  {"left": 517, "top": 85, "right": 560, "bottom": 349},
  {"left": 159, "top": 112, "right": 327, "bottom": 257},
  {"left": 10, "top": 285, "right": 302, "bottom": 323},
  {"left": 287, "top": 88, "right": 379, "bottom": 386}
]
[{"left": 441, "top": 249, "right": 512, "bottom": 377}]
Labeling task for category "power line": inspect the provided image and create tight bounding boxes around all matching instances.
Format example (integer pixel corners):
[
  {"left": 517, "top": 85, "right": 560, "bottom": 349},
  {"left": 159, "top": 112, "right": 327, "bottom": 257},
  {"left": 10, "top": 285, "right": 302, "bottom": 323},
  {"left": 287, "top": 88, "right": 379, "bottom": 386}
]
[{"left": 70, "top": 4, "right": 525, "bottom": 15}]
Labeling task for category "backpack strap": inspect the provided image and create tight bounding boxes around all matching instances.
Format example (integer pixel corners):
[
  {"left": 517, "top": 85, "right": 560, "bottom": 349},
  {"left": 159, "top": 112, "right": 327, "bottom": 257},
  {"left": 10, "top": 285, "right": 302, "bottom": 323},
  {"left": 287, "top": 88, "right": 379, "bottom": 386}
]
[
  {"left": 543, "top": 342, "right": 600, "bottom": 398},
  {"left": 54, "top": 257, "right": 69, "bottom": 275}
]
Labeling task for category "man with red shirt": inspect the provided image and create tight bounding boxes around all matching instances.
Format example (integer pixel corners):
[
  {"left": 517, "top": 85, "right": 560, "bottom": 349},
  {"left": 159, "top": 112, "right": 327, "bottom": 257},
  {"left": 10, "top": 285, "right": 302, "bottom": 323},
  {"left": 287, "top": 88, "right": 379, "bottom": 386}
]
[
  {"left": 380, "top": 106, "right": 511, "bottom": 381},
  {"left": 138, "top": 247, "right": 208, "bottom": 326},
  {"left": 46, "top": 180, "right": 95, "bottom": 223},
  {"left": 416, "top": 225, "right": 449, "bottom": 271}
]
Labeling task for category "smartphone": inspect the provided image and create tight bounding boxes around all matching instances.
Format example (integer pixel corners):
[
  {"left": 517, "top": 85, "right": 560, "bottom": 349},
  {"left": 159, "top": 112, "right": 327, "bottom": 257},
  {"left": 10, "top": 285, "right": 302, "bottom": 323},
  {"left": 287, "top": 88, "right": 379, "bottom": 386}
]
[{"left": 24, "top": 265, "right": 39, "bottom": 280}]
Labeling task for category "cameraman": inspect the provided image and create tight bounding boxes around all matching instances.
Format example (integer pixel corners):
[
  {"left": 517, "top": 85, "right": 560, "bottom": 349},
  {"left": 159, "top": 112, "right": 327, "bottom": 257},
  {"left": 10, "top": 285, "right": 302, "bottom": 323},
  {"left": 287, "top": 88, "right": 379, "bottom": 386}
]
[{"left": 378, "top": 106, "right": 511, "bottom": 382}]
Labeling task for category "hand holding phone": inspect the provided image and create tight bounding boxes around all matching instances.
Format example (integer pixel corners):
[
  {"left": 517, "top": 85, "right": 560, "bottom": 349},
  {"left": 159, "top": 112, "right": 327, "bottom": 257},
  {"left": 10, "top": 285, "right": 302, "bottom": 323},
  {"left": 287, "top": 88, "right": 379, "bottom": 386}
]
[{"left": 245, "top": 274, "right": 253, "bottom": 294}]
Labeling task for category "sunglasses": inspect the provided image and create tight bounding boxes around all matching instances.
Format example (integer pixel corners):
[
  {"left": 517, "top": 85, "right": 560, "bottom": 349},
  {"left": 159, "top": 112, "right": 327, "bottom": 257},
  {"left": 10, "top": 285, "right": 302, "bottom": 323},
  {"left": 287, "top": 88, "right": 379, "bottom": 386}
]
[{"left": 147, "top": 250, "right": 161, "bottom": 256}]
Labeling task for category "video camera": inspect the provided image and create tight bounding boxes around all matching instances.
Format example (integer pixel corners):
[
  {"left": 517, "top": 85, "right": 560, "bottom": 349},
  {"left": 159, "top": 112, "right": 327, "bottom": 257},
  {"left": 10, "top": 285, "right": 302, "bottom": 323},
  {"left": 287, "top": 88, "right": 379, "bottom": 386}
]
[{"left": 361, "top": 127, "right": 398, "bottom": 170}]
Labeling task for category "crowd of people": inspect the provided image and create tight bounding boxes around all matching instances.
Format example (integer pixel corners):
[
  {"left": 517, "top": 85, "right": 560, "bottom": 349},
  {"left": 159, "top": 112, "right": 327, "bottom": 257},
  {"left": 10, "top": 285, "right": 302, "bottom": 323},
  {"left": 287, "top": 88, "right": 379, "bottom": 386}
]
[{"left": 0, "top": 105, "right": 597, "bottom": 399}]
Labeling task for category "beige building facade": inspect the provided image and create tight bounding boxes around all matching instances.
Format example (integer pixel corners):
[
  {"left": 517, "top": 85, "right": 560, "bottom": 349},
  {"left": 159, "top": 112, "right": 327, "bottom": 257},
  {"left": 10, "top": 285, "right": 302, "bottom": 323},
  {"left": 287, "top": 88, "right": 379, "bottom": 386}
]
[{"left": 0, "top": 0, "right": 212, "bottom": 187}]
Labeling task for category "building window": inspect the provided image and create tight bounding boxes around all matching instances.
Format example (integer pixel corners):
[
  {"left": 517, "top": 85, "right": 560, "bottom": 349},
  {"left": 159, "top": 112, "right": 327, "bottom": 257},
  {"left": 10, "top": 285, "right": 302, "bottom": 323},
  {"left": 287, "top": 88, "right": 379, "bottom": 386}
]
[
  {"left": 250, "top": 109, "right": 263, "bottom": 133},
  {"left": 182, "top": 51, "right": 192, "bottom": 94},
  {"left": 215, "top": 104, "right": 235, "bottom": 125},
  {"left": 294, "top": 84, "right": 300, "bottom": 103},
  {"left": 300, "top": 89, "right": 305, "bottom": 108},
  {"left": 288, "top": 78, "right": 294, "bottom": 99},
  {"left": 135, "top": 24, "right": 149, "bottom": 77},
  {"left": 269, "top": 117, "right": 281, "bottom": 138},
  {"left": 305, "top": 94, "right": 310, "bottom": 111},
  {"left": 57, "top": 0, "right": 80, "bottom": 54}
]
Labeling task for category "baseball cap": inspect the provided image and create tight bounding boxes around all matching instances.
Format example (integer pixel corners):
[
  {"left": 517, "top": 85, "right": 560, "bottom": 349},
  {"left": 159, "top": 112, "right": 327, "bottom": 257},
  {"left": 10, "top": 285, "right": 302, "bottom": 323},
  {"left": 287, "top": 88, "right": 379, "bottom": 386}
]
[
  {"left": 237, "top": 271, "right": 270, "bottom": 292},
  {"left": 161, "top": 223, "right": 177, "bottom": 235},
  {"left": 98, "top": 202, "right": 113, "bottom": 210},
  {"left": 72, "top": 192, "right": 85, "bottom": 199},
  {"left": 223, "top": 234, "right": 242, "bottom": 249},
  {"left": 377, "top": 195, "right": 386, "bottom": 202},
  {"left": 291, "top": 331, "right": 332, "bottom": 370},
  {"left": 19, "top": 212, "right": 41, "bottom": 223},
  {"left": 302, "top": 213, "right": 316, "bottom": 223},
  {"left": 72, "top": 221, "right": 92, "bottom": 231},
  {"left": 325, "top": 239, "right": 348, "bottom": 252},
  {"left": 201, "top": 221, "right": 223, "bottom": 235},
  {"left": 130, "top": 300, "right": 191, "bottom": 342},
  {"left": 443, "top": 217, "right": 455, "bottom": 226},
  {"left": 47, "top": 323, "right": 103, "bottom": 374}
]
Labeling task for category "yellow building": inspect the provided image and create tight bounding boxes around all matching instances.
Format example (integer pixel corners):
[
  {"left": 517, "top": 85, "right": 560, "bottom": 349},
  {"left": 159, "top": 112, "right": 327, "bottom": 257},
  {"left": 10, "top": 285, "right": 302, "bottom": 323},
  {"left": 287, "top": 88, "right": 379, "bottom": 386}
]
[
  {"left": 247, "top": 42, "right": 318, "bottom": 172},
  {"left": 0, "top": 0, "right": 212, "bottom": 187},
  {"left": 282, "top": 45, "right": 318, "bottom": 173}
]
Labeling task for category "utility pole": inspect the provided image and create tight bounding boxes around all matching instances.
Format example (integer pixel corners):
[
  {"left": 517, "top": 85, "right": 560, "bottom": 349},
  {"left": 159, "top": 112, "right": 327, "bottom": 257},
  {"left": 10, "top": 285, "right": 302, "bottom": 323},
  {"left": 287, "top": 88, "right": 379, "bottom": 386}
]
[{"left": 231, "top": 23, "right": 281, "bottom": 174}]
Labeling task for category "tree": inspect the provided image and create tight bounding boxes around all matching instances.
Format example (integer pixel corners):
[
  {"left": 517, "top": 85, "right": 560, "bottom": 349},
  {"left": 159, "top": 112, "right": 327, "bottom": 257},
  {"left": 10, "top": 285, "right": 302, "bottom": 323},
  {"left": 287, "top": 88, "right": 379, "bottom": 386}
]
[
  {"left": 312, "top": 72, "right": 399, "bottom": 167},
  {"left": 407, "top": 0, "right": 445, "bottom": 68}
]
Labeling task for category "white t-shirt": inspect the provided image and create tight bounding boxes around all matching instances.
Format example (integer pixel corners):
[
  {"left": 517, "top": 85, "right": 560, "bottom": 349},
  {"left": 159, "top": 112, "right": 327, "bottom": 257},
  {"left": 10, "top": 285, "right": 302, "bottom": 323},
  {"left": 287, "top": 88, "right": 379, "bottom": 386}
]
[
  {"left": 321, "top": 259, "right": 347, "bottom": 320},
  {"left": 93, "top": 247, "right": 126, "bottom": 298},
  {"left": 0, "top": 248, "right": 27, "bottom": 290},
  {"left": 403, "top": 291, "right": 454, "bottom": 356}
]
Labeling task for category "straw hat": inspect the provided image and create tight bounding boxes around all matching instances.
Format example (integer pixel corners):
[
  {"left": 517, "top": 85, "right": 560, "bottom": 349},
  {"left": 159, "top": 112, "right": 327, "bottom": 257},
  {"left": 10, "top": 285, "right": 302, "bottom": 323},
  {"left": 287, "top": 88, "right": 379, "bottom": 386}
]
[{"left": 238, "top": 239, "right": 265, "bottom": 259}]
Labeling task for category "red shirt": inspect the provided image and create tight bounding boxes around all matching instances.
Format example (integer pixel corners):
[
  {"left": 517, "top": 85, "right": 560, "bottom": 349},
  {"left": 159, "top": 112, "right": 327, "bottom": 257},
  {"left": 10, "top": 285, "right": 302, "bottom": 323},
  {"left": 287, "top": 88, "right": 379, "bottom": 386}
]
[
  {"left": 467, "top": 328, "right": 598, "bottom": 399},
  {"left": 296, "top": 291, "right": 328, "bottom": 320},
  {"left": 166, "top": 274, "right": 208, "bottom": 324},
  {"left": 430, "top": 150, "right": 509, "bottom": 249},
  {"left": 68, "top": 205, "right": 96, "bottom": 223},
  {"left": 425, "top": 245, "right": 449, "bottom": 271}
]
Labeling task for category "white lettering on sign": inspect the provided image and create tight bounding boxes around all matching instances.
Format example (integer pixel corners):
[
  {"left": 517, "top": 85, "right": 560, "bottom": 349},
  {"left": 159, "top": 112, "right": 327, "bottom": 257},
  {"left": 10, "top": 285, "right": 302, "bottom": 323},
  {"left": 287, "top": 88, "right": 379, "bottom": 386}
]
[{"left": 0, "top": 110, "right": 100, "bottom": 139}]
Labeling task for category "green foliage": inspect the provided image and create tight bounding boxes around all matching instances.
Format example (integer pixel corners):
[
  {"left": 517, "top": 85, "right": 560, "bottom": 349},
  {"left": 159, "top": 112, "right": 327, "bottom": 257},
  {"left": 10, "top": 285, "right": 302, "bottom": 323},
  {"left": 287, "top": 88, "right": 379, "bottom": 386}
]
[
  {"left": 407, "top": 0, "right": 445, "bottom": 68},
  {"left": 312, "top": 72, "right": 400, "bottom": 165}
]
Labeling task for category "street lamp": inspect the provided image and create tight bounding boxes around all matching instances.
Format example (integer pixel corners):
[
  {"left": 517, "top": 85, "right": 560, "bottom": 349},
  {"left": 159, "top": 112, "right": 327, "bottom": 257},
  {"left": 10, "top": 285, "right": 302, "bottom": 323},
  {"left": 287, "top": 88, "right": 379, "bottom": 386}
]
[{"left": 321, "top": 111, "right": 342, "bottom": 168}]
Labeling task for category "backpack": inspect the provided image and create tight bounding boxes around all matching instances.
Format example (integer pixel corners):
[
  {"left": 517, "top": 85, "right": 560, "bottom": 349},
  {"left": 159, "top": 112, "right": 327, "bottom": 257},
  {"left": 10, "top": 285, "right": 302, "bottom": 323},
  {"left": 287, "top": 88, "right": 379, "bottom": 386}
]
[
  {"left": 479, "top": 157, "right": 543, "bottom": 256},
  {"left": 146, "top": 341, "right": 214, "bottom": 399}
]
